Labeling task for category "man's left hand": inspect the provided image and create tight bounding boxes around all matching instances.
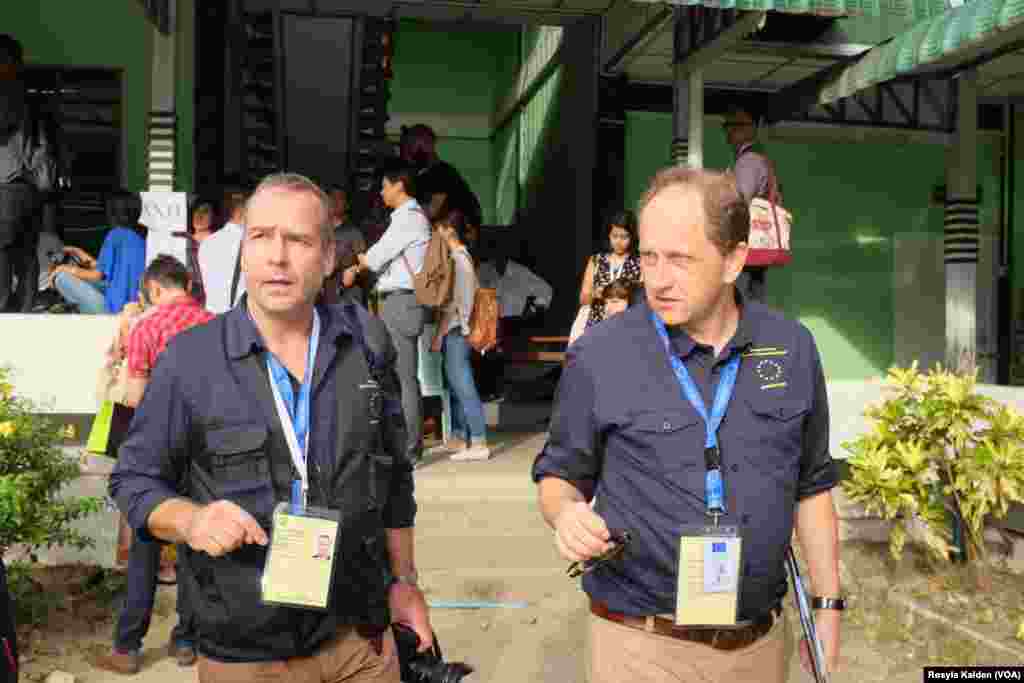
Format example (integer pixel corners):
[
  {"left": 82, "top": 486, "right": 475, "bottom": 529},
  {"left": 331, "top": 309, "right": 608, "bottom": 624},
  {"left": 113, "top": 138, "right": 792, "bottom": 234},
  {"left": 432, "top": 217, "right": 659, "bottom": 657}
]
[
  {"left": 389, "top": 582, "right": 433, "bottom": 653},
  {"left": 799, "top": 609, "right": 841, "bottom": 676}
]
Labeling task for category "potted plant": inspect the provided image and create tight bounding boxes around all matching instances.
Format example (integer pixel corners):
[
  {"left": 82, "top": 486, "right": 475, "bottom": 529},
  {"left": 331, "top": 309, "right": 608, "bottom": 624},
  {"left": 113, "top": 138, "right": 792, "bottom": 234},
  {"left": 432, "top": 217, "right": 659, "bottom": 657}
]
[{"left": 841, "top": 363, "right": 1024, "bottom": 590}]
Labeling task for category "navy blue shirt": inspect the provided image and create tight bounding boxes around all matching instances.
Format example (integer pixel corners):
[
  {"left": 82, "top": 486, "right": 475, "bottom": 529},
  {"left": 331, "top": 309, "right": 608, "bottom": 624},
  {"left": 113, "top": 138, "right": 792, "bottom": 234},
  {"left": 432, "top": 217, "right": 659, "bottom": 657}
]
[{"left": 532, "top": 295, "right": 836, "bottom": 620}]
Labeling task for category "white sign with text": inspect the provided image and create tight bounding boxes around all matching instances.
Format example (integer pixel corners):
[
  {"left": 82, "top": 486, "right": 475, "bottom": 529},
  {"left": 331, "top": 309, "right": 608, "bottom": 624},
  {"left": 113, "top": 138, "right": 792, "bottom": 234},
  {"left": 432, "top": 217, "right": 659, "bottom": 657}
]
[{"left": 141, "top": 191, "right": 189, "bottom": 267}]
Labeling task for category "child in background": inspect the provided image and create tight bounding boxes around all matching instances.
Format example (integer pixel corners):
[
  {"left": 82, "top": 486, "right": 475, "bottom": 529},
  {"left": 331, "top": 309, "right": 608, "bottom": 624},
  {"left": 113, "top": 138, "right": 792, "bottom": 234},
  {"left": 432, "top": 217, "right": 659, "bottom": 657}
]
[{"left": 569, "top": 278, "right": 634, "bottom": 346}]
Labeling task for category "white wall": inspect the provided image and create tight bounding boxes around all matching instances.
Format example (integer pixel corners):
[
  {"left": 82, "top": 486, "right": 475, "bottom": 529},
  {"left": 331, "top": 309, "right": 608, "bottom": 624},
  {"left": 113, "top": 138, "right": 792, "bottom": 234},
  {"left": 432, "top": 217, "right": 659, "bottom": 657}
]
[{"left": 0, "top": 314, "right": 118, "bottom": 414}]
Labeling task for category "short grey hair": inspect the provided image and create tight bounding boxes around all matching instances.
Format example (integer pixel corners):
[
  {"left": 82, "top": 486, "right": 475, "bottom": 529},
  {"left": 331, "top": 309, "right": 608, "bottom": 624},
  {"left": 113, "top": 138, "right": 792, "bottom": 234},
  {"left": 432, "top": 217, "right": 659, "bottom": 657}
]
[{"left": 246, "top": 172, "right": 335, "bottom": 246}]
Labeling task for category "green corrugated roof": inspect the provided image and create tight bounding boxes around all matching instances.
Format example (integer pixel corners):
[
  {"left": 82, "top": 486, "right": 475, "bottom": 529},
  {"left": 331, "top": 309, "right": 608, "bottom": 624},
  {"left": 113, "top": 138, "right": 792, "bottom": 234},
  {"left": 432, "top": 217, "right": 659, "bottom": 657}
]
[
  {"left": 819, "top": 0, "right": 1024, "bottom": 102},
  {"left": 663, "top": 0, "right": 951, "bottom": 20}
]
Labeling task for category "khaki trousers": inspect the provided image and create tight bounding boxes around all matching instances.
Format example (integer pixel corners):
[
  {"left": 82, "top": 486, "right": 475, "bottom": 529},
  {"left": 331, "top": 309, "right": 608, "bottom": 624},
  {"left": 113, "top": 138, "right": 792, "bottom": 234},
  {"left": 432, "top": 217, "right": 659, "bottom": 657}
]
[
  {"left": 588, "top": 610, "right": 790, "bottom": 683},
  {"left": 198, "top": 627, "right": 400, "bottom": 683}
]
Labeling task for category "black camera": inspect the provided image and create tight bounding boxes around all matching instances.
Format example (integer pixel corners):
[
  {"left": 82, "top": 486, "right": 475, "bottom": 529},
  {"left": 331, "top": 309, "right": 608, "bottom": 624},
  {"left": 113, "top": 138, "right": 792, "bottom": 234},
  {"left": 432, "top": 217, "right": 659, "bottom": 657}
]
[
  {"left": 392, "top": 623, "right": 473, "bottom": 683},
  {"left": 48, "top": 251, "right": 84, "bottom": 268}
]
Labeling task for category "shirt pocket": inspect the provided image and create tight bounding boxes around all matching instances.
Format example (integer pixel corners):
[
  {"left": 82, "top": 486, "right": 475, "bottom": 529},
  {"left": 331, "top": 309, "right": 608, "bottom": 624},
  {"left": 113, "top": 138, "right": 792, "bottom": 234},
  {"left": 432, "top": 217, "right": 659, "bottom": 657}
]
[
  {"left": 197, "top": 424, "right": 274, "bottom": 521},
  {"left": 622, "top": 410, "right": 703, "bottom": 473},
  {"left": 736, "top": 394, "right": 808, "bottom": 478}
]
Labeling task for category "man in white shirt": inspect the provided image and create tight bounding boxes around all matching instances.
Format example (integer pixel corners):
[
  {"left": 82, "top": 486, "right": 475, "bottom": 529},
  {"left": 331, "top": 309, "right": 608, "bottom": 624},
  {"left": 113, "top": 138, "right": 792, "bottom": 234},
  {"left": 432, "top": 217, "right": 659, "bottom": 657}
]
[
  {"left": 478, "top": 253, "right": 553, "bottom": 319},
  {"left": 344, "top": 165, "right": 429, "bottom": 463},
  {"left": 199, "top": 188, "right": 247, "bottom": 314}
]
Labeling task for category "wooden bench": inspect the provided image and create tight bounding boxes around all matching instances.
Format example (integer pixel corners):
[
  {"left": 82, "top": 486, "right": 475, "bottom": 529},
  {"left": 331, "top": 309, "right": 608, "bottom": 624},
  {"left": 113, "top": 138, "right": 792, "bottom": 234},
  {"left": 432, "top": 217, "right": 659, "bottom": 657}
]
[{"left": 505, "top": 336, "right": 569, "bottom": 365}]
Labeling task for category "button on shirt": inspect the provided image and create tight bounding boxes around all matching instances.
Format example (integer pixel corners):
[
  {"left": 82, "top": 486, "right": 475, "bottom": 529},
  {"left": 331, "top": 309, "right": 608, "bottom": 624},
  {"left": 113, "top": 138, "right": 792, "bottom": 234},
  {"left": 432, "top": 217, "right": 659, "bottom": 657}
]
[
  {"left": 364, "top": 199, "right": 430, "bottom": 292},
  {"left": 532, "top": 294, "right": 837, "bottom": 619}
]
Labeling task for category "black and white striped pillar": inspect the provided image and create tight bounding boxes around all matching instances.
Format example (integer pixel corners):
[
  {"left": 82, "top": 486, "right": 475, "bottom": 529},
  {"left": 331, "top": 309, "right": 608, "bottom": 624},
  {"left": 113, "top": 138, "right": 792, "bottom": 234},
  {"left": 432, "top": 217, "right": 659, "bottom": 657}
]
[
  {"left": 945, "top": 198, "right": 980, "bottom": 374},
  {"left": 147, "top": 1, "right": 176, "bottom": 192},
  {"left": 147, "top": 110, "right": 176, "bottom": 192},
  {"left": 671, "top": 137, "right": 689, "bottom": 166},
  {"left": 945, "top": 70, "right": 980, "bottom": 375}
]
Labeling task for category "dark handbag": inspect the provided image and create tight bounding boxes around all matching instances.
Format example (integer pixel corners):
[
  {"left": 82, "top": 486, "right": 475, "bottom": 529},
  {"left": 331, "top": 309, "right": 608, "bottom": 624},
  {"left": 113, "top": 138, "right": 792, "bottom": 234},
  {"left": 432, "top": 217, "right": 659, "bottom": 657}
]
[{"left": 106, "top": 403, "right": 135, "bottom": 458}]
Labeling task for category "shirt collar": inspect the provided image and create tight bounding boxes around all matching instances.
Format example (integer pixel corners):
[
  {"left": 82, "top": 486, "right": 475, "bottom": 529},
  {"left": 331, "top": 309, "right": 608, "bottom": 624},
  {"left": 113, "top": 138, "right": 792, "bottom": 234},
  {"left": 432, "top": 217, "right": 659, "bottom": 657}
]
[
  {"left": 659, "top": 286, "right": 755, "bottom": 359},
  {"left": 225, "top": 296, "right": 355, "bottom": 360},
  {"left": 735, "top": 142, "right": 756, "bottom": 159},
  {"left": 394, "top": 198, "right": 419, "bottom": 213}
]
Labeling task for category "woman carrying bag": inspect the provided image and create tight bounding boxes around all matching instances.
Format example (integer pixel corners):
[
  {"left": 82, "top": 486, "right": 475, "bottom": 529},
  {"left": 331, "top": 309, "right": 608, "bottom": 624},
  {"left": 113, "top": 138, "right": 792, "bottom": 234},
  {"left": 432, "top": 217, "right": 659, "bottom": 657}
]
[{"left": 430, "top": 208, "right": 492, "bottom": 462}]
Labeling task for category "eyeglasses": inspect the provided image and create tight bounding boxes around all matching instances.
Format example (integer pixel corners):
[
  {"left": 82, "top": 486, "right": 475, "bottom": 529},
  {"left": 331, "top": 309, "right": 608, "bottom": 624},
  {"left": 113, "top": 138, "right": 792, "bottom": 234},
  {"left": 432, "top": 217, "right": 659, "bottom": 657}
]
[
  {"left": 722, "top": 121, "right": 752, "bottom": 130},
  {"left": 567, "top": 530, "right": 632, "bottom": 578}
]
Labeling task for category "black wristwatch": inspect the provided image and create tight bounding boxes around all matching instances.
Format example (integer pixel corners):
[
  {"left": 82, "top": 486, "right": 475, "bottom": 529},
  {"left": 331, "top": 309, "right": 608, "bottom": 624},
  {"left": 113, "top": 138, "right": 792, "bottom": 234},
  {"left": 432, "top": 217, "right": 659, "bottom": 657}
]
[{"left": 811, "top": 597, "right": 846, "bottom": 611}]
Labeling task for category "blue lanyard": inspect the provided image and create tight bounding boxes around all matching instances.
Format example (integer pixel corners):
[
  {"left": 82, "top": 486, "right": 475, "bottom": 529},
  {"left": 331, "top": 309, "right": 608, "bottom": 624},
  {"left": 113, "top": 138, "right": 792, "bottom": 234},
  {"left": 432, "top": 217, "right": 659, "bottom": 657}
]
[
  {"left": 266, "top": 311, "right": 321, "bottom": 468},
  {"left": 650, "top": 311, "right": 741, "bottom": 518}
]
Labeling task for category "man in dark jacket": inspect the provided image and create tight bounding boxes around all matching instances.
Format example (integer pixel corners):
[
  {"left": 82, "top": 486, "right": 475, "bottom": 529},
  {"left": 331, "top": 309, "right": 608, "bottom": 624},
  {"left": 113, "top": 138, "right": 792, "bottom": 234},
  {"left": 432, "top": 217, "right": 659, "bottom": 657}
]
[
  {"left": 110, "top": 173, "right": 432, "bottom": 681},
  {"left": 400, "top": 124, "right": 482, "bottom": 229}
]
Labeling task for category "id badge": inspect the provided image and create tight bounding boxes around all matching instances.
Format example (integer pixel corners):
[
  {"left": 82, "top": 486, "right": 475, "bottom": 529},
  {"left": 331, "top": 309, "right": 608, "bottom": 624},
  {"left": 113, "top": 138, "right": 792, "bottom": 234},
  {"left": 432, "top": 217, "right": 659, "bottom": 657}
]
[
  {"left": 675, "top": 523, "right": 743, "bottom": 627},
  {"left": 261, "top": 502, "right": 340, "bottom": 611}
]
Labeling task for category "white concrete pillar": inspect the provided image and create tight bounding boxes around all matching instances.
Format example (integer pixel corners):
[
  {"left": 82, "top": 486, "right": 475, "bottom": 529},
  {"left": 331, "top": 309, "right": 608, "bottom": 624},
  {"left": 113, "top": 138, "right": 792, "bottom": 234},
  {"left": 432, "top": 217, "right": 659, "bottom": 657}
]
[
  {"left": 945, "top": 70, "right": 980, "bottom": 373},
  {"left": 148, "top": 3, "right": 177, "bottom": 191}
]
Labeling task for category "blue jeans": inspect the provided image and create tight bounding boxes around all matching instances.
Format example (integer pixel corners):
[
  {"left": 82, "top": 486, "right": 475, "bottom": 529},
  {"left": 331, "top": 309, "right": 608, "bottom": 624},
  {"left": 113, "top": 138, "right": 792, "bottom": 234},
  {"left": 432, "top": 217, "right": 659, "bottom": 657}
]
[
  {"left": 54, "top": 272, "right": 107, "bottom": 314},
  {"left": 443, "top": 329, "right": 487, "bottom": 442}
]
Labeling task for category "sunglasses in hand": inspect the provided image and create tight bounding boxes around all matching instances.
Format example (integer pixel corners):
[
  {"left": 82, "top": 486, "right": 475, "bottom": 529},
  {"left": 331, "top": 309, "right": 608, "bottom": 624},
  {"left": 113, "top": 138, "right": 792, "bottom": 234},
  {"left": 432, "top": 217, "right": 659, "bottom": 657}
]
[{"left": 567, "top": 530, "right": 632, "bottom": 579}]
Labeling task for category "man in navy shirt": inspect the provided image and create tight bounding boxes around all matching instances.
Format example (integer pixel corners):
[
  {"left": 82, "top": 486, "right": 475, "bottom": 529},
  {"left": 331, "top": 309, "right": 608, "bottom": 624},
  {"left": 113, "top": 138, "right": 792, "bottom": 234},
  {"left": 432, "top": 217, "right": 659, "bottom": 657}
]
[
  {"left": 110, "top": 173, "right": 431, "bottom": 681},
  {"left": 533, "top": 167, "right": 842, "bottom": 682}
]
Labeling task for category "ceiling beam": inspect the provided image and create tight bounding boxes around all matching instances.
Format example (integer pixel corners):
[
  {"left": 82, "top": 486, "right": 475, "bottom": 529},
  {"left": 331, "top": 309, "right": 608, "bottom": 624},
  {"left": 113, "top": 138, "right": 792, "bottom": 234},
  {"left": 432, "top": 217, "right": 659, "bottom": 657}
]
[
  {"left": 675, "top": 11, "right": 768, "bottom": 76},
  {"left": 603, "top": 6, "right": 673, "bottom": 73}
]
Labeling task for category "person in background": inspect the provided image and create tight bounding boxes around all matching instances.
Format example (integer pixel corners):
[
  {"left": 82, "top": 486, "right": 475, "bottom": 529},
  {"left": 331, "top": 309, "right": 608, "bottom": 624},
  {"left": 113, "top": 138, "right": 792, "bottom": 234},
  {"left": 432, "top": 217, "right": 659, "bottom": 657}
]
[
  {"left": 569, "top": 278, "right": 634, "bottom": 347},
  {"left": 174, "top": 198, "right": 215, "bottom": 307},
  {"left": 477, "top": 252, "right": 552, "bottom": 324},
  {"left": 96, "top": 255, "right": 212, "bottom": 675},
  {"left": 725, "top": 104, "right": 776, "bottom": 303},
  {"left": 400, "top": 124, "right": 482, "bottom": 230},
  {"left": 578, "top": 210, "right": 642, "bottom": 332},
  {"left": 430, "top": 208, "right": 490, "bottom": 462},
  {"left": 0, "top": 33, "right": 57, "bottom": 314},
  {"left": 199, "top": 185, "right": 247, "bottom": 314},
  {"left": 50, "top": 189, "right": 146, "bottom": 314},
  {"left": 344, "top": 164, "right": 430, "bottom": 466},
  {"left": 322, "top": 184, "right": 368, "bottom": 305}
]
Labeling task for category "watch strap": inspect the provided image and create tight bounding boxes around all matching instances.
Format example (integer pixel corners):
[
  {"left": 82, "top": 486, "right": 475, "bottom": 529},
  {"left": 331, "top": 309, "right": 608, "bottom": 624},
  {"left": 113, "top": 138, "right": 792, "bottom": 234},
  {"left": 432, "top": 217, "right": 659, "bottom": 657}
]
[
  {"left": 810, "top": 597, "right": 846, "bottom": 611},
  {"left": 393, "top": 571, "right": 419, "bottom": 587}
]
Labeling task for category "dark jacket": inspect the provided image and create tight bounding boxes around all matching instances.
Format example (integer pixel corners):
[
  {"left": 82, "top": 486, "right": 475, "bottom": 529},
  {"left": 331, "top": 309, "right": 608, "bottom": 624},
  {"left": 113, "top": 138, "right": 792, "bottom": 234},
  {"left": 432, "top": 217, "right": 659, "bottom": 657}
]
[{"left": 109, "top": 300, "right": 414, "bottom": 662}]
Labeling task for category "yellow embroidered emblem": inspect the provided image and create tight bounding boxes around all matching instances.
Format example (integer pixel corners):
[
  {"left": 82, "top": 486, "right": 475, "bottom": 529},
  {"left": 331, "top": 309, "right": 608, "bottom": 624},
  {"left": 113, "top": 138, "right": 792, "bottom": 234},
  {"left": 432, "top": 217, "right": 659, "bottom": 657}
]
[{"left": 743, "top": 346, "right": 788, "bottom": 358}]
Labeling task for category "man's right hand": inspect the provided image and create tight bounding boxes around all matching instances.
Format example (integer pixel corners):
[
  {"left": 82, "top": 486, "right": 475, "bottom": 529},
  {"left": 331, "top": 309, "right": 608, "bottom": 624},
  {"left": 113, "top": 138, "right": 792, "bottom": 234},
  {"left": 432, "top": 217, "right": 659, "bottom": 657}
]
[
  {"left": 185, "top": 500, "right": 268, "bottom": 557},
  {"left": 553, "top": 502, "right": 613, "bottom": 563}
]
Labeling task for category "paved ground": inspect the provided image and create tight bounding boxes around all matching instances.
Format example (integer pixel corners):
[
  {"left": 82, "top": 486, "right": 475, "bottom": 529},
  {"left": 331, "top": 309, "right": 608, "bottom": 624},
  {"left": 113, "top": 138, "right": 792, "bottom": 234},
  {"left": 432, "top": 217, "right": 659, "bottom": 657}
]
[{"left": 36, "top": 431, "right": 934, "bottom": 683}]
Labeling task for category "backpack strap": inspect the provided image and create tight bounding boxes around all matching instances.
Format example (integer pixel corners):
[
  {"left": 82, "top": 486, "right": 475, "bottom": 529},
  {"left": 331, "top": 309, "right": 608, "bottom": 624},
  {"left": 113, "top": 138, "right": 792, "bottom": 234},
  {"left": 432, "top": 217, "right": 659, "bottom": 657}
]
[{"left": 229, "top": 238, "right": 242, "bottom": 307}]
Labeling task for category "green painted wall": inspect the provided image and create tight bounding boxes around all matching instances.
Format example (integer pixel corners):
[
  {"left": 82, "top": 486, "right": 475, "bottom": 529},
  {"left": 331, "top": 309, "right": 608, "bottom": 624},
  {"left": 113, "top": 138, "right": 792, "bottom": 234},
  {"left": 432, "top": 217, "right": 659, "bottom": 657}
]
[
  {"left": 625, "top": 111, "right": 1007, "bottom": 382},
  {"left": 388, "top": 20, "right": 518, "bottom": 224},
  {"left": 6, "top": 0, "right": 154, "bottom": 191}
]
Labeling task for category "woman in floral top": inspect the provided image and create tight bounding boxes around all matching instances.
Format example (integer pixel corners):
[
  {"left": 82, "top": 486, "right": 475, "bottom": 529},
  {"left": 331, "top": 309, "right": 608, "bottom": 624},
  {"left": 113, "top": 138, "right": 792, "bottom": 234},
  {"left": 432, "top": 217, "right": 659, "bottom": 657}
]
[{"left": 578, "top": 210, "right": 642, "bottom": 328}]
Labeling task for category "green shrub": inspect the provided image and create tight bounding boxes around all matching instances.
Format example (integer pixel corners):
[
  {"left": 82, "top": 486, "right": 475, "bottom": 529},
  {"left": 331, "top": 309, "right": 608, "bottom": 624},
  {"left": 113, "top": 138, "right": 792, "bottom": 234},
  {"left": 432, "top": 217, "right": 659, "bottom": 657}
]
[
  {"left": 842, "top": 363, "right": 1024, "bottom": 568},
  {"left": 0, "top": 367, "right": 103, "bottom": 558}
]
